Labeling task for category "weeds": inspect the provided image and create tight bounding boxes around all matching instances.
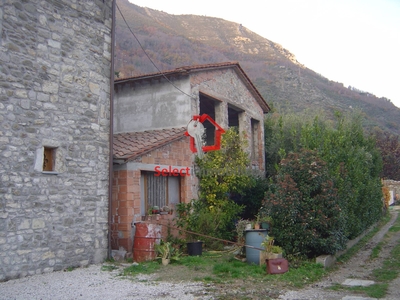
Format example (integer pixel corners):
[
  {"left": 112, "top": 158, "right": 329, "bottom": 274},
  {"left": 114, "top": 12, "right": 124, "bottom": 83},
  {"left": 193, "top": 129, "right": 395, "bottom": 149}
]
[
  {"left": 330, "top": 283, "right": 388, "bottom": 299},
  {"left": 101, "top": 265, "right": 118, "bottom": 272},
  {"left": 122, "top": 261, "right": 160, "bottom": 276},
  {"left": 370, "top": 241, "right": 384, "bottom": 259}
]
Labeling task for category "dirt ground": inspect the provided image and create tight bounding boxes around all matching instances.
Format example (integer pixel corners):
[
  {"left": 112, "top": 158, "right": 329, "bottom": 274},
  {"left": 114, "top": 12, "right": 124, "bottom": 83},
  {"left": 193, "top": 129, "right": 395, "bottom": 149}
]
[
  {"left": 279, "top": 209, "right": 400, "bottom": 300},
  {"left": 144, "top": 209, "right": 400, "bottom": 300}
]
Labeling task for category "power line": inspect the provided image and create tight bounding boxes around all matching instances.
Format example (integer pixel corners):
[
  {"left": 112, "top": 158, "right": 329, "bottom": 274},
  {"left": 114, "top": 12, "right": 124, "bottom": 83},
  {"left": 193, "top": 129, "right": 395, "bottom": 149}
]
[{"left": 115, "top": 3, "right": 195, "bottom": 100}]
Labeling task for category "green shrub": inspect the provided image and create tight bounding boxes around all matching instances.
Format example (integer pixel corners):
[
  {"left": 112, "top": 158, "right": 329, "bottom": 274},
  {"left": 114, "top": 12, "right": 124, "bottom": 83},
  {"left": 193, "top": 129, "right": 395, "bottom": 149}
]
[
  {"left": 262, "top": 149, "right": 346, "bottom": 257},
  {"left": 264, "top": 110, "right": 384, "bottom": 241},
  {"left": 234, "top": 175, "right": 269, "bottom": 220}
]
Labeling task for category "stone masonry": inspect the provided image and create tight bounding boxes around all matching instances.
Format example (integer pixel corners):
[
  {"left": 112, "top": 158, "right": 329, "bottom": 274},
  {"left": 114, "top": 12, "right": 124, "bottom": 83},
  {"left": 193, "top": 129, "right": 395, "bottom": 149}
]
[{"left": 0, "top": 1, "right": 113, "bottom": 280}]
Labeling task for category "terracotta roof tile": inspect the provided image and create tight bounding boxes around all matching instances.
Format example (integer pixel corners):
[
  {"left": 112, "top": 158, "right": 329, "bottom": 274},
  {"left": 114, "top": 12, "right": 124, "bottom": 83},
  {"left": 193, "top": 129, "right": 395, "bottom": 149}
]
[{"left": 113, "top": 127, "right": 187, "bottom": 161}]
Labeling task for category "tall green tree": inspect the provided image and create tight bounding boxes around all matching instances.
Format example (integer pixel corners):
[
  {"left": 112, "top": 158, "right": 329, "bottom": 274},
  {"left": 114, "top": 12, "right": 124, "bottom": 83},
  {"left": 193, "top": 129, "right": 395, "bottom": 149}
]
[
  {"left": 264, "top": 110, "right": 383, "bottom": 244},
  {"left": 177, "top": 128, "right": 253, "bottom": 245}
]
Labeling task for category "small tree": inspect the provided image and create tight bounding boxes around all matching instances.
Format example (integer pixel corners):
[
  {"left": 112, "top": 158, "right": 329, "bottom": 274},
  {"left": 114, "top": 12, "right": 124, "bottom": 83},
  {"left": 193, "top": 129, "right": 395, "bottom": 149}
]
[
  {"left": 185, "top": 128, "right": 253, "bottom": 244},
  {"left": 262, "top": 149, "right": 346, "bottom": 258}
]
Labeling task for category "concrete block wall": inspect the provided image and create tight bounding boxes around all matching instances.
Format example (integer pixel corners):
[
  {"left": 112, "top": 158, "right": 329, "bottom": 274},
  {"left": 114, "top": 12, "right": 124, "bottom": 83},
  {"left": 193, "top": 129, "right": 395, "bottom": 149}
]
[{"left": 0, "top": 1, "right": 112, "bottom": 280}]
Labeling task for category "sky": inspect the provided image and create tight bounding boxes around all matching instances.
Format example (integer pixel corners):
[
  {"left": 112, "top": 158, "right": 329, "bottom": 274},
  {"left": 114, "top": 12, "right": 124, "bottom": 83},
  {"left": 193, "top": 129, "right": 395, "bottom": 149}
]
[{"left": 128, "top": 0, "right": 400, "bottom": 108}]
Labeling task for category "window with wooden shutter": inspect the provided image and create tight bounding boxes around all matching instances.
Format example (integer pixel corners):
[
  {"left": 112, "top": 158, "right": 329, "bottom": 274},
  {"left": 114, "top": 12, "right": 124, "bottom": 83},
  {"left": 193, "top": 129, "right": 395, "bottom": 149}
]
[{"left": 43, "top": 147, "right": 55, "bottom": 171}]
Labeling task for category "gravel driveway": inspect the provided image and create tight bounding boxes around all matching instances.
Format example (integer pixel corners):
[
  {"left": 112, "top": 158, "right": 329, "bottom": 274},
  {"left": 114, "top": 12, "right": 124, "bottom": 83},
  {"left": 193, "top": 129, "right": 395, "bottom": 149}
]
[{"left": 0, "top": 264, "right": 212, "bottom": 300}]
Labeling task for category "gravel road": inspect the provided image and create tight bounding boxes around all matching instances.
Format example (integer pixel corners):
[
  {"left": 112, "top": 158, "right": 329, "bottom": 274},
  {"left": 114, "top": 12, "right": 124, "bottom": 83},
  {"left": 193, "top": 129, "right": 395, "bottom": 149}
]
[{"left": 0, "top": 264, "right": 212, "bottom": 300}]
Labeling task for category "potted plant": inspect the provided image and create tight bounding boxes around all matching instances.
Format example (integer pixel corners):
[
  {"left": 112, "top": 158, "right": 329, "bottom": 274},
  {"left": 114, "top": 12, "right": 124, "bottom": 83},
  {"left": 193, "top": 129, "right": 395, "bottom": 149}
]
[
  {"left": 152, "top": 206, "right": 160, "bottom": 214},
  {"left": 175, "top": 202, "right": 204, "bottom": 255},
  {"left": 260, "top": 235, "right": 283, "bottom": 263},
  {"left": 260, "top": 215, "right": 272, "bottom": 230},
  {"left": 155, "top": 240, "right": 181, "bottom": 265}
]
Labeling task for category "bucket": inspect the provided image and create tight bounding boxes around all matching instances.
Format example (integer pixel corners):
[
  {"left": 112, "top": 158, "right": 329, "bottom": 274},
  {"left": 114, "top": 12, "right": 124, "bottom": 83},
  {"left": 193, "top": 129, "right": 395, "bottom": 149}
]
[
  {"left": 245, "top": 229, "right": 267, "bottom": 265},
  {"left": 133, "top": 223, "right": 162, "bottom": 262},
  {"left": 187, "top": 241, "right": 203, "bottom": 256}
]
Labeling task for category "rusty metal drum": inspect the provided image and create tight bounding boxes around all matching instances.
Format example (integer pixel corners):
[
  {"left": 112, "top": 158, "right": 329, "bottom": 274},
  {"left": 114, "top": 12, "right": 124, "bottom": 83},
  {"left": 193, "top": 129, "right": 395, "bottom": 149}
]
[{"left": 133, "top": 223, "right": 162, "bottom": 262}]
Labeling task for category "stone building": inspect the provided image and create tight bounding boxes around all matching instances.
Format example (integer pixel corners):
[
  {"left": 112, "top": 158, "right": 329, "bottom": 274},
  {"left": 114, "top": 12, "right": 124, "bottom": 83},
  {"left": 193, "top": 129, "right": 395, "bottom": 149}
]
[
  {"left": 112, "top": 62, "right": 270, "bottom": 254},
  {"left": 0, "top": 1, "right": 113, "bottom": 280},
  {"left": 383, "top": 180, "right": 400, "bottom": 205}
]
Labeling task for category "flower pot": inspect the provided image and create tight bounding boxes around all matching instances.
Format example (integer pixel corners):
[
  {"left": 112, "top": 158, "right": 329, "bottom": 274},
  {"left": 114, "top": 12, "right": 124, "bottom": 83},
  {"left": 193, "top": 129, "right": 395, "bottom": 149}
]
[
  {"left": 260, "top": 252, "right": 283, "bottom": 265},
  {"left": 162, "top": 258, "right": 170, "bottom": 266},
  {"left": 187, "top": 241, "right": 203, "bottom": 256}
]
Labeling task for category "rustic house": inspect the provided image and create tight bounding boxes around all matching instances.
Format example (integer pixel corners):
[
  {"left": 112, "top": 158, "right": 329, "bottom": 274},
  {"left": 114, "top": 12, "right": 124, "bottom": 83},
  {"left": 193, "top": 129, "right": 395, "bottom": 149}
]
[
  {"left": 112, "top": 62, "right": 270, "bottom": 255},
  {"left": 0, "top": 1, "right": 113, "bottom": 280}
]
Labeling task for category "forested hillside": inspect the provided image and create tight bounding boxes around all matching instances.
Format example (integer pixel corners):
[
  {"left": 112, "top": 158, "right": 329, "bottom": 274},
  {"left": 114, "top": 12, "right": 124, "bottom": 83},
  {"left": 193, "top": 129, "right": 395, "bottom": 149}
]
[{"left": 115, "top": 0, "right": 400, "bottom": 135}]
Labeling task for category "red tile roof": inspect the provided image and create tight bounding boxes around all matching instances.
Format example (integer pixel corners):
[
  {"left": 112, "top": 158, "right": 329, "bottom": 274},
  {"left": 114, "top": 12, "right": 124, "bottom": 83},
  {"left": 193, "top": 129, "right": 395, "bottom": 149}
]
[
  {"left": 115, "top": 62, "right": 270, "bottom": 113},
  {"left": 113, "top": 128, "right": 187, "bottom": 161}
]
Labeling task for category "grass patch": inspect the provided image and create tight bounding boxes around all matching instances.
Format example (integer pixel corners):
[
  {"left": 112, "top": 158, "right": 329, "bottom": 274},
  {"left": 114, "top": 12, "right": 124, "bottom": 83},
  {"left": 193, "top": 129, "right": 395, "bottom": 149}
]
[
  {"left": 330, "top": 283, "right": 388, "bottom": 298},
  {"left": 178, "top": 254, "right": 211, "bottom": 267},
  {"left": 370, "top": 241, "right": 384, "bottom": 259},
  {"left": 213, "top": 257, "right": 265, "bottom": 280},
  {"left": 279, "top": 261, "right": 326, "bottom": 288},
  {"left": 388, "top": 214, "right": 400, "bottom": 233},
  {"left": 118, "top": 252, "right": 326, "bottom": 288},
  {"left": 372, "top": 241, "right": 400, "bottom": 283},
  {"left": 101, "top": 265, "right": 118, "bottom": 272},
  {"left": 122, "top": 260, "right": 161, "bottom": 276}
]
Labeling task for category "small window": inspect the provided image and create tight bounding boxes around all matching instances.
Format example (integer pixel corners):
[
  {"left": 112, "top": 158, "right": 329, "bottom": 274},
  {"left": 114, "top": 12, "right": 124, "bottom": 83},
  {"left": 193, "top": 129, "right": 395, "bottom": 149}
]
[
  {"left": 43, "top": 147, "right": 56, "bottom": 171},
  {"left": 142, "top": 171, "right": 181, "bottom": 215},
  {"left": 251, "top": 119, "right": 260, "bottom": 161}
]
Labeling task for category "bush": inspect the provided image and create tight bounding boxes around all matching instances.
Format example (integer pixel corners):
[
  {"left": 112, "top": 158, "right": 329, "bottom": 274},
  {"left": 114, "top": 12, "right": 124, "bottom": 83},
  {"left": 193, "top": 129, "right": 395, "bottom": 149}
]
[
  {"left": 234, "top": 175, "right": 269, "bottom": 220},
  {"left": 175, "top": 128, "right": 253, "bottom": 248},
  {"left": 264, "top": 110, "right": 384, "bottom": 240},
  {"left": 175, "top": 199, "right": 242, "bottom": 249},
  {"left": 262, "top": 149, "right": 347, "bottom": 258}
]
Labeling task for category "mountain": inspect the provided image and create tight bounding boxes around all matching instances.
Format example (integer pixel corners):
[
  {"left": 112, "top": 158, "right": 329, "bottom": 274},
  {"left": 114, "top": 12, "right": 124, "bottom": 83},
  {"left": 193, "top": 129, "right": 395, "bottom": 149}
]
[{"left": 115, "top": 0, "right": 400, "bottom": 135}]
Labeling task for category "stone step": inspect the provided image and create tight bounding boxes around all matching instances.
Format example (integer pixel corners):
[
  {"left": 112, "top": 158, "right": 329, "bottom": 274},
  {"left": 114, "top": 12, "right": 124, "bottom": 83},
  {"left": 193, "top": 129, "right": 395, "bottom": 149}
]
[{"left": 342, "top": 279, "right": 375, "bottom": 287}]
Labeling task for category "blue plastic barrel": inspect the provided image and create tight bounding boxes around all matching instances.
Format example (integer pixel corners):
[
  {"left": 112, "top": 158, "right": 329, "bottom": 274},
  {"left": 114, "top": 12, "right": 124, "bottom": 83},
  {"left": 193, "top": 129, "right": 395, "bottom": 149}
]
[{"left": 245, "top": 229, "right": 267, "bottom": 265}]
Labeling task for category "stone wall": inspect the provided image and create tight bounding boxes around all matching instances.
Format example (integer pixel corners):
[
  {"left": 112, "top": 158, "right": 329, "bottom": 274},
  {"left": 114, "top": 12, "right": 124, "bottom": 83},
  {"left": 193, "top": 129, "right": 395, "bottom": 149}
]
[
  {"left": 191, "top": 68, "right": 266, "bottom": 170},
  {"left": 383, "top": 180, "right": 400, "bottom": 204},
  {"left": 0, "top": 1, "right": 113, "bottom": 280}
]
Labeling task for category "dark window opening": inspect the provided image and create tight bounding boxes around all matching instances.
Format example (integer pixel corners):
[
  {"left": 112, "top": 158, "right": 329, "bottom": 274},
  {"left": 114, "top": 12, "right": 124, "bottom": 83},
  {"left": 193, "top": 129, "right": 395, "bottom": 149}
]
[
  {"left": 228, "top": 106, "right": 240, "bottom": 127},
  {"left": 43, "top": 147, "right": 56, "bottom": 171},
  {"left": 251, "top": 119, "right": 260, "bottom": 160},
  {"left": 200, "top": 95, "right": 216, "bottom": 146}
]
